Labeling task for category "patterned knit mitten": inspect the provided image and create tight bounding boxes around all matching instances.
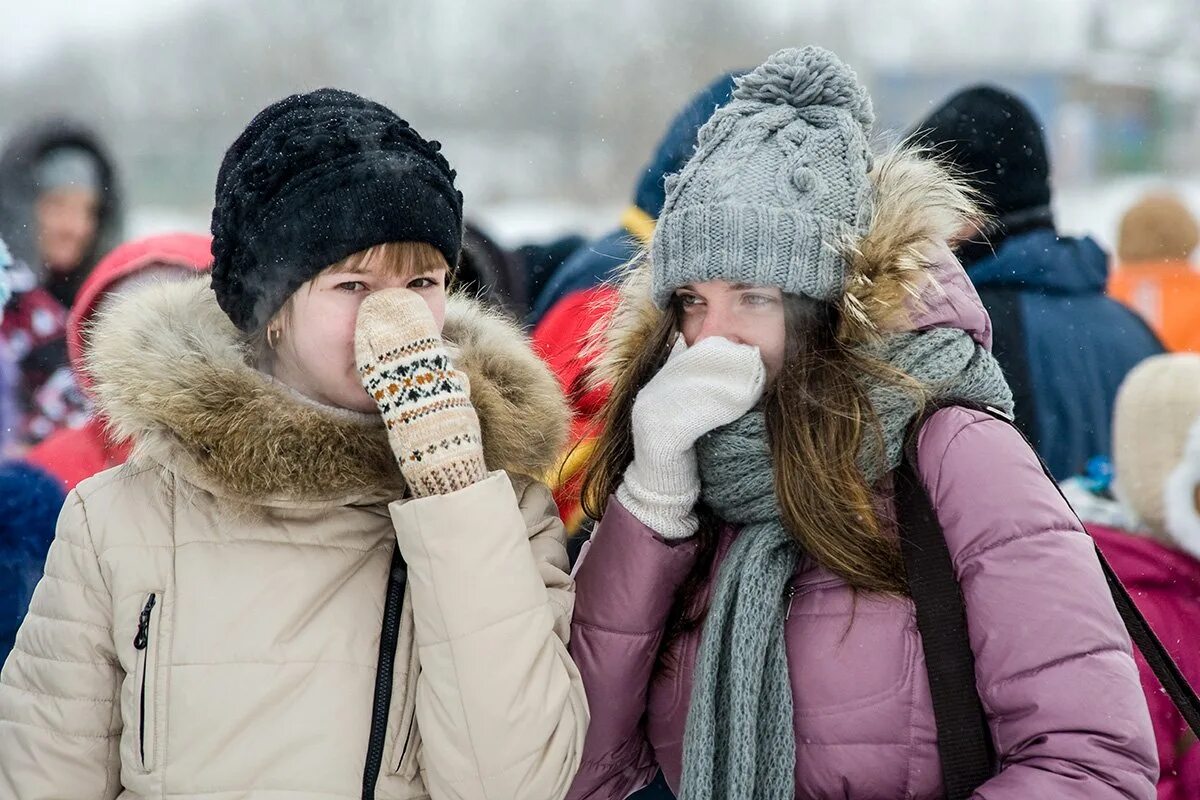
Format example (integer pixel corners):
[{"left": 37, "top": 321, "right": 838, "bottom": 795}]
[{"left": 355, "top": 289, "right": 488, "bottom": 497}]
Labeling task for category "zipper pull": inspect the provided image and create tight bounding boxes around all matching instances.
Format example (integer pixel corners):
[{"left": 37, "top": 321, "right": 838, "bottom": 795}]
[
  {"left": 134, "top": 594, "right": 157, "bottom": 650},
  {"left": 784, "top": 586, "right": 797, "bottom": 621}
]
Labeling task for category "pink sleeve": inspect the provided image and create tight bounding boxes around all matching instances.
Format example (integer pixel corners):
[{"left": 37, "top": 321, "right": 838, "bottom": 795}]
[
  {"left": 566, "top": 497, "right": 699, "bottom": 800},
  {"left": 916, "top": 409, "right": 1159, "bottom": 800}
]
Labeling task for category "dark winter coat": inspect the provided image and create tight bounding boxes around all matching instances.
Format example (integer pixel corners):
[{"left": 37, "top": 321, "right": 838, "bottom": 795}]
[
  {"left": 966, "top": 228, "right": 1164, "bottom": 479},
  {"left": 0, "top": 461, "right": 66, "bottom": 665}
]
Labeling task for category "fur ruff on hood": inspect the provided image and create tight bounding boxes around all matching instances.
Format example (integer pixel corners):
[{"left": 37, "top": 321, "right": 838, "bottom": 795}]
[{"left": 85, "top": 276, "right": 569, "bottom": 504}]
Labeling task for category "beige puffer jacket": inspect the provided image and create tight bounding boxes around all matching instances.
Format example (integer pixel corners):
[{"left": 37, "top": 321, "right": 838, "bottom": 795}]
[{"left": 0, "top": 278, "right": 588, "bottom": 800}]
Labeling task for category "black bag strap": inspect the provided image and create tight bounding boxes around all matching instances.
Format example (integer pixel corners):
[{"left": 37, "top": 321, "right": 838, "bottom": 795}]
[
  {"left": 899, "top": 399, "right": 1200, "bottom": 799},
  {"left": 895, "top": 432, "right": 995, "bottom": 798}
]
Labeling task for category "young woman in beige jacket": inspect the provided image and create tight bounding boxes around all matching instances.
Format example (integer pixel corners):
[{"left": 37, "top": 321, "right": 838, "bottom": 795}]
[{"left": 0, "top": 89, "right": 587, "bottom": 800}]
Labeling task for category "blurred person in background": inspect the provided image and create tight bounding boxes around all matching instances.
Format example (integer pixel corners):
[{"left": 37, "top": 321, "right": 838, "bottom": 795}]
[
  {"left": 0, "top": 118, "right": 123, "bottom": 447},
  {"left": 912, "top": 86, "right": 1164, "bottom": 480},
  {"left": 1065, "top": 353, "right": 1200, "bottom": 799},
  {"left": 1109, "top": 191, "right": 1200, "bottom": 353},
  {"left": 529, "top": 72, "right": 740, "bottom": 325},
  {"left": 27, "top": 233, "right": 212, "bottom": 491},
  {"left": 0, "top": 234, "right": 67, "bottom": 668},
  {"left": 0, "top": 119, "right": 122, "bottom": 308},
  {"left": 458, "top": 220, "right": 529, "bottom": 318},
  {"left": 518, "top": 232, "right": 587, "bottom": 314}
]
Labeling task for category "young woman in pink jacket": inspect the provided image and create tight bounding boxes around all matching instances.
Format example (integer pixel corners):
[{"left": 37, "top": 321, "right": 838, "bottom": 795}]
[{"left": 566, "top": 47, "right": 1157, "bottom": 800}]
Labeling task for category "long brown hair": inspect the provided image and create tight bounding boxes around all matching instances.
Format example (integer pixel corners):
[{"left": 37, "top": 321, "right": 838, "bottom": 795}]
[{"left": 581, "top": 284, "right": 927, "bottom": 640}]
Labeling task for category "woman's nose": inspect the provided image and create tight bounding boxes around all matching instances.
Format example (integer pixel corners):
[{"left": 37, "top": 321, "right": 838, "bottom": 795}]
[{"left": 694, "top": 304, "right": 746, "bottom": 345}]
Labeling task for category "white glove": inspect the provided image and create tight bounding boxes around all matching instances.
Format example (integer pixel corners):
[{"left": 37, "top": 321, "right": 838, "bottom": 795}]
[{"left": 617, "top": 336, "right": 766, "bottom": 539}]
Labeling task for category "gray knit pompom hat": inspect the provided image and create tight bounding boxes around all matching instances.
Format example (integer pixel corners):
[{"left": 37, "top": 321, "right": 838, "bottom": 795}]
[{"left": 651, "top": 46, "right": 875, "bottom": 307}]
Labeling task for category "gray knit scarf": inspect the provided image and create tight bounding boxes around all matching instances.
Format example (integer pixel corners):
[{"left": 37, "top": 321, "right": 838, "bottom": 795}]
[{"left": 679, "top": 328, "right": 1012, "bottom": 800}]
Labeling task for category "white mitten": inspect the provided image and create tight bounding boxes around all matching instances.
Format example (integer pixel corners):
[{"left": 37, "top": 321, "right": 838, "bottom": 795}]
[{"left": 617, "top": 336, "right": 766, "bottom": 539}]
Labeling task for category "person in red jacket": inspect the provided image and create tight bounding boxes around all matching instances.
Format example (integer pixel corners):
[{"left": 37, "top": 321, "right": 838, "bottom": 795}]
[
  {"left": 531, "top": 285, "right": 618, "bottom": 535},
  {"left": 1065, "top": 353, "right": 1200, "bottom": 799},
  {"left": 26, "top": 233, "right": 211, "bottom": 489}
]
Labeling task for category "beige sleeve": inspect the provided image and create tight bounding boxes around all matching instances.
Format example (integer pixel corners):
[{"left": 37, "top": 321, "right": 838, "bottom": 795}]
[
  {"left": 0, "top": 491, "right": 123, "bottom": 800},
  {"left": 391, "top": 471, "right": 588, "bottom": 800}
]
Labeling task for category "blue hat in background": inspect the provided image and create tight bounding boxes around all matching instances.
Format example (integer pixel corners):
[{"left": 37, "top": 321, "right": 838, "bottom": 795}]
[{"left": 632, "top": 72, "right": 741, "bottom": 219}]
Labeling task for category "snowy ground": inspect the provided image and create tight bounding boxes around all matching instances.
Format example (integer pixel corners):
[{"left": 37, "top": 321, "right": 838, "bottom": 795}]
[{"left": 128, "top": 175, "right": 1200, "bottom": 260}]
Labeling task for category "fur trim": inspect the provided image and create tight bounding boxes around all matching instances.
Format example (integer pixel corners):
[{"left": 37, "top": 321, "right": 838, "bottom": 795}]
[
  {"left": 585, "top": 256, "right": 659, "bottom": 394},
  {"left": 591, "top": 146, "right": 981, "bottom": 387},
  {"left": 86, "top": 277, "right": 568, "bottom": 503},
  {"left": 838, "top": 147, "right": 981, "bottom": 342},
  {"left": 1165, "top": 419, "right": 1200, "bottom": 559}
]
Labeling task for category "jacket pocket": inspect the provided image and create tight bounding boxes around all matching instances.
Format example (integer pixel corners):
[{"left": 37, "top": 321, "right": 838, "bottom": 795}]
[
  {"left": 786, "top": 585, "right": 919, "bottom": 717},
  {"left": 133, "top": 591, "right": 162, "bottom": 773},
  {"left": 392, "top": 704, "right": 421, "bottom": 781}
]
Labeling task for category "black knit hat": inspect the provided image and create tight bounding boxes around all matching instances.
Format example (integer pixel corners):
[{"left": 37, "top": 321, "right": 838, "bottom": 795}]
[
  {"left": 210, "top": 88, "right": 463, "bottom": 332},
  {"left": 910, "top": 85, "right": 1051, "bottom": 223}
]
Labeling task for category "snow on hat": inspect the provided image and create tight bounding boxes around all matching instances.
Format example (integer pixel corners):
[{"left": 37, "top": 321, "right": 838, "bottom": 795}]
[
  {"left": 210, "top": 88, "right": 462, "bottom": 333},
  {"left": 650, "top": 46, "right": 875, "bottom": 308}
]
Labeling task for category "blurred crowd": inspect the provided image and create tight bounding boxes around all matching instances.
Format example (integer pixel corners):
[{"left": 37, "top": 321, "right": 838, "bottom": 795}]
[{"left": 1, "top": 66, "right": 1200, "bottom": 798}]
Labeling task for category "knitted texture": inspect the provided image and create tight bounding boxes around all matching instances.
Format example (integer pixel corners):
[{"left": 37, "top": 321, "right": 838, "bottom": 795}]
[
  {"left": 681, "top": 327, "right": 1012, "bottom": 800},
  {"left": 857, "top": 328, "right": 1014, "bottom": 483},
  {"left": 0, "top": 461, "right": 66, "bottom": 665},
  {"left": 355, "top": 289, "right": 486, "bottom": 497},
  {"left": 910, "top": 85, "right": 1050, "bottom": 221},
  {"left": 617, "top": 337, "right": 765, "bottom": 539},
  {"left": 651, "top": 47, "right": 875, "bottom": 307},
  {"left": 211, "top": 88, "right": 463, "bottom": 333},
  {"left": 684, "top": 412, "right": 798, "bottom": 800}
]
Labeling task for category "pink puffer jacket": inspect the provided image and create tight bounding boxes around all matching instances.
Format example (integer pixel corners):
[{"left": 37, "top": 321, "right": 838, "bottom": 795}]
[{"left": 567, "top": 406, "right": 1158, "bottom": 799}]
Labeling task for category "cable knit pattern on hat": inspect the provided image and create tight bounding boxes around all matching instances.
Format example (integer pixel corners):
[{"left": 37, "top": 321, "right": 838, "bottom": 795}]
[{"left": 651, "top": 47, "right": 875, "bottom": 307}]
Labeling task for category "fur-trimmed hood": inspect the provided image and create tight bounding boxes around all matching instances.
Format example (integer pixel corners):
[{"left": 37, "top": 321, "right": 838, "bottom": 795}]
[
  {"left": 85, "top": 276, "right": 568, "bottom": 505},
  {"left": 592, "top": 148, "right": 992, "bottom": 389}
]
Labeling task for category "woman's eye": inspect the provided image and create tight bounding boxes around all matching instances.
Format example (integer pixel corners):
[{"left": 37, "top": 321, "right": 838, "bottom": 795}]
[
  {"left": 336, "top": 281, "right": 369, "bottom": 292},
  {"left": 408, "top": 277, "right": 437, "bottom": 289},
  {"left": 676, "top": 293, "right": 703, "bottom": 308},
  {"left": 743, "top": 293, "right": 776, "bottom": 307}
]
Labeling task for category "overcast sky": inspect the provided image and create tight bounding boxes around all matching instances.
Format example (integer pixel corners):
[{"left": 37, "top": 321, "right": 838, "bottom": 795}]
[{"left": 1, "top": 0, "right": 206, "bottom": 76}]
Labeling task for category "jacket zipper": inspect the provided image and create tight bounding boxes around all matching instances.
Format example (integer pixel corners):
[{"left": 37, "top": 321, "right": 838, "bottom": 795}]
[
  {"left": 362, "top": 548, "right": 407, "bottom": 799},
  {"left": 134, "top": 593, "right": 157, "bottom": 769},
  {"left": 783, "top": 566, "right": 843, "bottom": 621}
]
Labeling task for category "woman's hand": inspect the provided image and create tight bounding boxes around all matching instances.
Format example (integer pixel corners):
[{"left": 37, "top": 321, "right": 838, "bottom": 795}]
[
  {"left": 618, "top": 336, "right": 766, "bottom": 539},
  {"left": 355, "top": 288, "right": 487, "bottom": 497}
]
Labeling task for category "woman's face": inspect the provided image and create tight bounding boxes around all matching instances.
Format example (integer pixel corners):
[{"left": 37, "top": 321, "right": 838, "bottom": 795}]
[
  {"left": 271, "top": 257, "right": 449, "bottom": 413},
  {"left": 674, "top": 280, "right": 787, "bottom": 380},
  {"left": 36, "top": 187, "right": 100, "bottom": 273}
]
